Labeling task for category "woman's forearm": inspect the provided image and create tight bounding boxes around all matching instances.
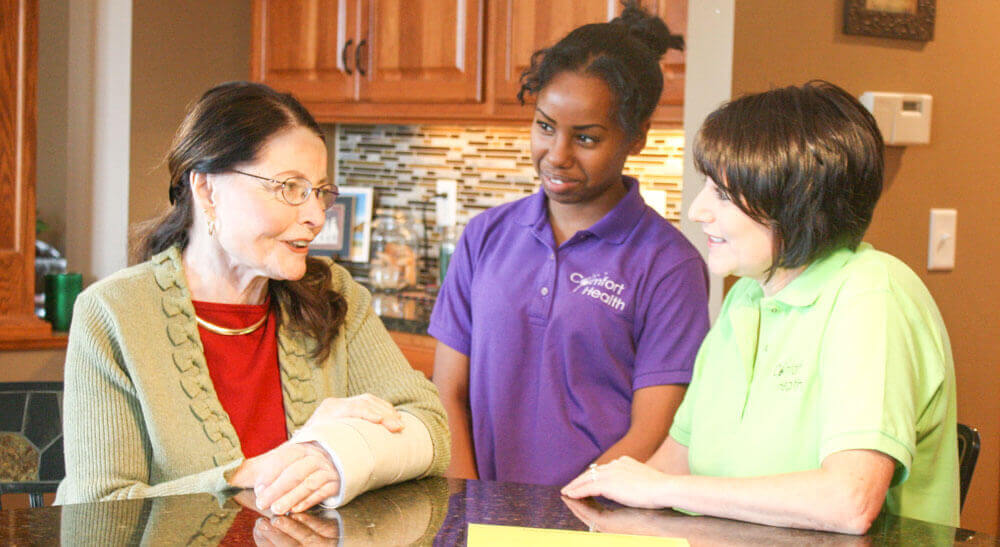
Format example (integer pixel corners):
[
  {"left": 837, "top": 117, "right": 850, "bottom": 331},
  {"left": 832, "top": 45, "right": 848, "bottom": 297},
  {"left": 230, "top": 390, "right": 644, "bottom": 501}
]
[
  {"left": 565, "top": 449, "right": 894, "bottom": 535},
  {"left": 596, "top": 385, "right": 686, "bottom": 464},
  {"left": 440, "top": 398, "right": 478, "bottom": 479},
  {"left": 655, "top": 451, "right": 894, "bottom": 534},
  {"left": 432, "top": 342, "right": 478, "bottom": 479}
]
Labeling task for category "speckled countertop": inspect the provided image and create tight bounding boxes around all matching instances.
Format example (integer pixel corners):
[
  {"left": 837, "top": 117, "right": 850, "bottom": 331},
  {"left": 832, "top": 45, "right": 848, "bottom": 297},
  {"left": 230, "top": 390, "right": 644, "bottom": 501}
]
[
  {"left": 370, "top": 288, "right": 435, "bottom": 335},
  {"left": 2, "top": 478, "right": 995, "bottom": 545}
]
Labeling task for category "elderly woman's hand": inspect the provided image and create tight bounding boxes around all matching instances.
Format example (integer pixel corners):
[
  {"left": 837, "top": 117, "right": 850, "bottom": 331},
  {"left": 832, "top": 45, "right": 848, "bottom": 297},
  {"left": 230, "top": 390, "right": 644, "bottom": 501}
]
[
  {"left": 232, "top": 441, "right": 341, "bottom": 515},
  {"left": 304, "top": 393, "right": 405, "bottom": 433},
  {"left": 561, "top": 456, "right": 672, "bottom": 509}
]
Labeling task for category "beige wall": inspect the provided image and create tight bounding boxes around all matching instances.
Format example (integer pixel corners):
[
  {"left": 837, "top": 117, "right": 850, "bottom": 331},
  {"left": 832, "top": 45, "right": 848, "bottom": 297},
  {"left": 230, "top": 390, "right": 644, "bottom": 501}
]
[
  {"left": 733, "top": 0, "right": 1000, "bottom": 534},
  {"left": 36, "top": 0, "right": 69, "bottom": 254},
  {"left": 1, "top": 5, "right": 251, "bottom": 381},
  {"left": 129, "top": 1, "right": 251, "bottom": 247}
]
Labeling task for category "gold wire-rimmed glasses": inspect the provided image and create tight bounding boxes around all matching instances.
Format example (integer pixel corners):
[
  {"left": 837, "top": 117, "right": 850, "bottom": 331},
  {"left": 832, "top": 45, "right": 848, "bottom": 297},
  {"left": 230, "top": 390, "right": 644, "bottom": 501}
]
[{"left": 230, "top": 169, "right": 339, "bottom": 210}]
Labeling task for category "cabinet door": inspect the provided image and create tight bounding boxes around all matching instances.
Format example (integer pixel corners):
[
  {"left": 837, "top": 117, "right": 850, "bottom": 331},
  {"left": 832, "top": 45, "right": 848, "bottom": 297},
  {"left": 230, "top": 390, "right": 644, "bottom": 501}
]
[
  {"left": 252, "top": 0, "right": 359, "bottom": 103},
  {"left": 388, "top": 331, "right": 436, "bottom": 379},
  {"left": 0, "top": 0, "right": 49, "bottom": 339},
  {"left": 638, "top": 0, "right": 686, "bottom": 116},
  {"left": 493, "top": 0, "right": 685, "bottom": 123},
  {"left": 492, "top": 0, "right": 614, "bottom": 107},
  {"left": 359, "top": 0, "right": 483, "bottom": 104}
]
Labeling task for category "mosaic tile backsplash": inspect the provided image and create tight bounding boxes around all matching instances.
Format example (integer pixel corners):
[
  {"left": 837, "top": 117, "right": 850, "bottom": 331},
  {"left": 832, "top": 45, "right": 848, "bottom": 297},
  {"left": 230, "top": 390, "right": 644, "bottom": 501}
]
[{"left": 331, "top": 124, "right": 684, "bottom": 285}]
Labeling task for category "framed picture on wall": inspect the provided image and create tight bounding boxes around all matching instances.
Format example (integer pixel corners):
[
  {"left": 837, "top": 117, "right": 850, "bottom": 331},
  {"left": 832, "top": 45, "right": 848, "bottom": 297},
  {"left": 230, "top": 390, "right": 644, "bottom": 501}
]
[
  {"left": 843, "top": 0, "right": 936, "bottom": 41},
  {"left": 311, "top": 195, "right": 354, "bottom": 260},
  {"left": 339, "top": 186, "right": 374, "bottom": 263}
]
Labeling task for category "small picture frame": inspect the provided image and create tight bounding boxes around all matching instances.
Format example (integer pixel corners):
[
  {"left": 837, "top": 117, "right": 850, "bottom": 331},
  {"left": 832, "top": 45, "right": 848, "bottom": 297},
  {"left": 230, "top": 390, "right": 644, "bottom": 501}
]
[
  {"left": 339, "top": 186, "right": 374, "bottom": 263},
  {"left": 311, "top": 197, "right": 354, "bottom": 259},
  {"left": 843, "top": 0, "right": 935, "bottom": 41}
]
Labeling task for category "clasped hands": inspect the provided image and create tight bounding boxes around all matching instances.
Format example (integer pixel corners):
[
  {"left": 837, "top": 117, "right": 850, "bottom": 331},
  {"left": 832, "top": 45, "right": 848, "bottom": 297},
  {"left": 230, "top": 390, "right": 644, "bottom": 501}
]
[{"left": 230, "top": 393, "right": 404, "bottom": 515}]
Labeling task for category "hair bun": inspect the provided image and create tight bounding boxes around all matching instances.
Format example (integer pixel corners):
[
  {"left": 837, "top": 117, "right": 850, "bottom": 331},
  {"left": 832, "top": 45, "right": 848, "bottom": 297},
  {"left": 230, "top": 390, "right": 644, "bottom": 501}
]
[{"left": 613, "top": 1, "right": 684, "bottom": 58}]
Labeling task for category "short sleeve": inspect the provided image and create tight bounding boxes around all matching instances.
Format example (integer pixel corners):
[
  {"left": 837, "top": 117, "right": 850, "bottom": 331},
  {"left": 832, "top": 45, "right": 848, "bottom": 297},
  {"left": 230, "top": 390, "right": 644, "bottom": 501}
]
[
  {"left": 428, "top": 220, "right": 480, "bottom": 356},
  {"left": 632, "top": 257, "right": 710, "bottom": 390},
  {"left": 668, "top": 391, "right": 694, "bottom": 447},
  {"left": 818, "top": 288, "right": 922, "bottom": 484}
]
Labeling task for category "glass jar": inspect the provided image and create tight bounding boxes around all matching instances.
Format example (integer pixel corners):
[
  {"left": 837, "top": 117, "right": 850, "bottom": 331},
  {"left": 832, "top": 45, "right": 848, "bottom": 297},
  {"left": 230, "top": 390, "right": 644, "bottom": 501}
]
[{"left": 369, "top": 210, "right": 418, "bottom": 292}]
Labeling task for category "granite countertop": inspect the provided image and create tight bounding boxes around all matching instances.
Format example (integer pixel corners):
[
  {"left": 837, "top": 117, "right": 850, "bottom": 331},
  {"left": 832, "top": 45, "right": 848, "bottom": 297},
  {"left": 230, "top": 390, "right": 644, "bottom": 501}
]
[
  {"left": 343, "top": 261, "right": 436, "bottom": 335},
  {"left": 3, "top": 478, "right": 995, "bottom": 545},
  {"left": 369, "top": 288, "right": 435, "bottom": 335}
]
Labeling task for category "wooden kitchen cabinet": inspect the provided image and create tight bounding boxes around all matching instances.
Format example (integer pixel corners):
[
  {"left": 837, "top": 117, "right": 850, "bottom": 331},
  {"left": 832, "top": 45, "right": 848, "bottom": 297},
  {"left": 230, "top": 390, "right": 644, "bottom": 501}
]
[
  {"left": 490, "top": 0, "right": 612, "bottom": 110},
  {"left": 0, "top": 0, "right": 50, "bottom": 341},
  {"left": 252, "top": 0, "right": 357, "bottom": 105},
  {"left": 389, "top": 330, "right": 436, "bottom": 379},
  {"left": 252, "top": 0, "right": 487, "bottom": 122},
  {"left": 491, "top": 0, "right": 685, "bottom": 123},
  {"left": 253, "top": 0, "right": 684, "bottom": 124}
]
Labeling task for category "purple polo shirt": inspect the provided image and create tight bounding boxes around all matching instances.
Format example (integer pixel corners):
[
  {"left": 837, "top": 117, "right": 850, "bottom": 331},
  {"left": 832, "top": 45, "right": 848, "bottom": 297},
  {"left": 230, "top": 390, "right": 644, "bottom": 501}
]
[{"left": 429, "top": 176, "right": 709, "bottom": 486}]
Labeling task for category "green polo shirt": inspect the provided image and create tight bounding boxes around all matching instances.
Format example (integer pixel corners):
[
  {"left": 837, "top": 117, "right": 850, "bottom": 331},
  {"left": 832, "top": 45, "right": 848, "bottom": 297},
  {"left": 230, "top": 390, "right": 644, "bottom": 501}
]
[{"left": 670, "top": 243, "right": 959, "bottom": 527}]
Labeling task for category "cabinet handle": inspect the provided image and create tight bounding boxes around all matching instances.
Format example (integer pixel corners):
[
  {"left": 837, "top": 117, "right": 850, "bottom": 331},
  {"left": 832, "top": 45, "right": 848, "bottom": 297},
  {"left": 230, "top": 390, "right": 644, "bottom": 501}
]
[
  {"left": 342, "top": 38, "right": 354, "bottom": 75},
  {"left": 355, "top": 39, "right": 367, "bottom": 76}
]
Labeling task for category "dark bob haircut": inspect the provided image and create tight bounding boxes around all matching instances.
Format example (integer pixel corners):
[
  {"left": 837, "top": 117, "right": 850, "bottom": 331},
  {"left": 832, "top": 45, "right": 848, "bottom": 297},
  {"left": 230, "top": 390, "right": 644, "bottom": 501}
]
[
  {"left": 517, "top": 1, "right": 684, "bottom": 138},
  {"left": 693, "top": 80, "right": 885, "bottom": 272}
]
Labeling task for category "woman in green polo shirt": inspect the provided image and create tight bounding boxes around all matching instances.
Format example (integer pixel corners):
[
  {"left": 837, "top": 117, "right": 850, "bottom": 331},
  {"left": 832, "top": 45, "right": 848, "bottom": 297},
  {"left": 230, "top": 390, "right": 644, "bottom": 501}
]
[{"left": 562, "top": 81, "right": 959, "bottom": 533}]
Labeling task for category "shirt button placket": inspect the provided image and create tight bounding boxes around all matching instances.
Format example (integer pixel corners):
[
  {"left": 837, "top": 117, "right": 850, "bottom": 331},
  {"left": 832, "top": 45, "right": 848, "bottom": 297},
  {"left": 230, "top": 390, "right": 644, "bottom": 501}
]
[{"left": 536, "top": 248, "right": 557, "bottom": 319}]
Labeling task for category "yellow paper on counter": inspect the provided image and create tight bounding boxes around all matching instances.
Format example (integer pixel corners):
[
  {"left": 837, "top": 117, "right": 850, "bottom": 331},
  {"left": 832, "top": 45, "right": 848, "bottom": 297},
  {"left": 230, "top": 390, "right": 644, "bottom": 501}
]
[{"left": 467, "top": 523, "right": 688, "bottom": 546}]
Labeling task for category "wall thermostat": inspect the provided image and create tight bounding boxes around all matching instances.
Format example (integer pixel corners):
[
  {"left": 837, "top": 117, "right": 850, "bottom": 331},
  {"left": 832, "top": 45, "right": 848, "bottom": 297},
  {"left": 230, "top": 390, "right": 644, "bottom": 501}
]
[{"left": 859, "top": 91, "right": 932, "bottom": 146}]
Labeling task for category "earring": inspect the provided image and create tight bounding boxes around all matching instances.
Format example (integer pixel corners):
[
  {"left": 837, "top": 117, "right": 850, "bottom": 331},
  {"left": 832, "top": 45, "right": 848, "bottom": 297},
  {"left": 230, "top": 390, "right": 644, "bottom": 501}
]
[{"left": 204, "top": 209, "right": 217, "bottom": 237}]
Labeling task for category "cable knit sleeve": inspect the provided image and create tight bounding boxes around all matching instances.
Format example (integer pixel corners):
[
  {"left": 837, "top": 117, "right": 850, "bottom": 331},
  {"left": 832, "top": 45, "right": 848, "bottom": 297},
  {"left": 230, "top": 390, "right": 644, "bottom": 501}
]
[{"left": 339, "top": 273, "right": 450, "bottom": 473}]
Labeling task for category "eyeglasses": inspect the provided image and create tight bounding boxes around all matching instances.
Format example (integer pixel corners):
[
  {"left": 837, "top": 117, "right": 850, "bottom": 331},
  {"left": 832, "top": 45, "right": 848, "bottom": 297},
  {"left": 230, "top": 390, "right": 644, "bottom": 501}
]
[{"left": 230, "top": 169, "right": 339, "bottom": 210}]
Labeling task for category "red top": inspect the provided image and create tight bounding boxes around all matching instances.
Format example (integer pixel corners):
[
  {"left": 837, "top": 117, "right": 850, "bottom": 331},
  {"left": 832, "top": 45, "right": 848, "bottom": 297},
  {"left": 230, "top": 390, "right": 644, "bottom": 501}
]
[{"left": 193, "top": 299, "right": 287, "bottom": 459}]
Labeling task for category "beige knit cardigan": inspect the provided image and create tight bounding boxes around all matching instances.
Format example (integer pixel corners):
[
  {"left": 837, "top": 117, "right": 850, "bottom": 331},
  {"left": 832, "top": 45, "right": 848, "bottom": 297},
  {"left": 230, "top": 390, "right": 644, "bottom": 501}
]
[{"left": 55, "top": 246, "right": 449, "bottom": 504}]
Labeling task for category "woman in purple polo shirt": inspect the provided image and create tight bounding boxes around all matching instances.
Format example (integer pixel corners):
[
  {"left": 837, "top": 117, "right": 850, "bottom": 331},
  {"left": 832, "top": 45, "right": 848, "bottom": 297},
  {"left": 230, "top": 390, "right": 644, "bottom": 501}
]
[{"left": 429, "top": 2, "right": 710, "bottom": 486}]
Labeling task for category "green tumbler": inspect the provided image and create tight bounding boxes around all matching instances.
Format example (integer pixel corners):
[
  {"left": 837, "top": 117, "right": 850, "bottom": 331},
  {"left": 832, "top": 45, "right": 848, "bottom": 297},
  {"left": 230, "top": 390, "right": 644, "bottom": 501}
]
[{"left": 44, "top": 272, "right": 83, "bottom": 331}]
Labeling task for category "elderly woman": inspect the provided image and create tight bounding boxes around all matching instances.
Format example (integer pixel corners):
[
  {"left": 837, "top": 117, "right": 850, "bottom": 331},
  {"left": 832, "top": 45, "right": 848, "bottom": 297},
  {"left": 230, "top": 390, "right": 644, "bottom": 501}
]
[
  {"left": 55, "top": 82, "right": 449, "bottom": 513},
  {"left": 563, "top": 81, "right": 958, "bottom": 533}
]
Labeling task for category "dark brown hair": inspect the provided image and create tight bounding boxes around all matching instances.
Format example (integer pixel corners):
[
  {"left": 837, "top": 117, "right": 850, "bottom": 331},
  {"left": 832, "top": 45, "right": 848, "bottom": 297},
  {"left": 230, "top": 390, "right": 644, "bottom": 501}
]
[
  {"left": 135, "top": 81, "right": 346, "bottom": 361},
  {"left": 693, "top": 80, "right": 885, "bottom": 273},
  {"left": 517, "top": 1, "right": 684, "bottom": 138}
]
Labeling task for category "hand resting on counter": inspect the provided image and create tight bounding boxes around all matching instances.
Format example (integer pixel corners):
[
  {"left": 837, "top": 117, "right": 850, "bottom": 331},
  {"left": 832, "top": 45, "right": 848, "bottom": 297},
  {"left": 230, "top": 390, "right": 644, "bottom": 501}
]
[{"left": 230, "top": 393, "right": 406, "bottom": 514}]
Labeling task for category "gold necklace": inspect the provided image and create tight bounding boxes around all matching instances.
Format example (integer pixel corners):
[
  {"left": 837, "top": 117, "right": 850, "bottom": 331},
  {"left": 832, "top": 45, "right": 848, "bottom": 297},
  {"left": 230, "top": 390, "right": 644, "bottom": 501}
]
[{"left": 195, "top": 312, "right": 268, "bottom": 336}]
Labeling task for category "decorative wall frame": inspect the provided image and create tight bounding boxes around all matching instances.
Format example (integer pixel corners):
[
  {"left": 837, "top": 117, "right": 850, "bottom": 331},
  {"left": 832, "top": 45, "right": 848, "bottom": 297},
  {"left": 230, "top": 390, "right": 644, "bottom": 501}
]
[
  {"left": 311, "top": 197, "right": 354, "bottom": 260},
  {"left": 339, "top": 186, "right": 374, "bottom": 263},
  {"left": 843, "top": 0, "right": 936, "bottom": 41},
  {"left": 310, "top": 187, "right": 373, "bottom": 263}
]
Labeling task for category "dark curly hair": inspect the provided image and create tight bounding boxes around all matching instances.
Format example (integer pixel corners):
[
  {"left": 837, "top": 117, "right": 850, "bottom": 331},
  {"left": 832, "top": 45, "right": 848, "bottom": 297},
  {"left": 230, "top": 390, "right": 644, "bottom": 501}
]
[
  {"left": 134, "top": 81, "right": 347, "bottom": 362},
  {"left": 693, "top": 80, "right": 885, "bottom": 273},
  {"left": 517, "top": 1, "right": 684, "bottom": 137}
]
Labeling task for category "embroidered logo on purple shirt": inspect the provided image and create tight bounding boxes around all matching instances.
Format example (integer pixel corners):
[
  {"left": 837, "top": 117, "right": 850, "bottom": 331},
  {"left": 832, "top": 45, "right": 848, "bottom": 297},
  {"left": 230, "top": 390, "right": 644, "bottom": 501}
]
[{"left": 570, "top": 271, "right": 628, "bottom": 312}]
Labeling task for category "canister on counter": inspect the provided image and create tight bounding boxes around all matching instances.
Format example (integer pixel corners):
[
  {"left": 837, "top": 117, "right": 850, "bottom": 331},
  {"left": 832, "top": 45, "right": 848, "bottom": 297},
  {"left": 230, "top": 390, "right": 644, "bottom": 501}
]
[{"left": 44, "top": 272, "right": 83, "bottom": 331}]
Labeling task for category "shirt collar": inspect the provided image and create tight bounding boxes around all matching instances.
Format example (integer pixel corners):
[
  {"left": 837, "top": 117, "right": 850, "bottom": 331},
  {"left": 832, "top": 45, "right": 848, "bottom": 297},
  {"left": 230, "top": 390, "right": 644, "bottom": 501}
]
[
  {"left": 515, "top": 176, "right": 647, "bottom": 245},
  {"left": 764, "top": 243, "right": 865, "bottom": 307}
]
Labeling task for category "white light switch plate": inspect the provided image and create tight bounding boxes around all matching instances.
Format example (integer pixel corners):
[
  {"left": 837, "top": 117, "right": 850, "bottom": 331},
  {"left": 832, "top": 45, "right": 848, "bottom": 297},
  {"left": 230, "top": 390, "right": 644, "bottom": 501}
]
[
  {"left": 436, "top": 179, "right": 458, "bottom": 227},
  {"left": 927, "top": 208, "right": 956, "bottom": 271}
]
